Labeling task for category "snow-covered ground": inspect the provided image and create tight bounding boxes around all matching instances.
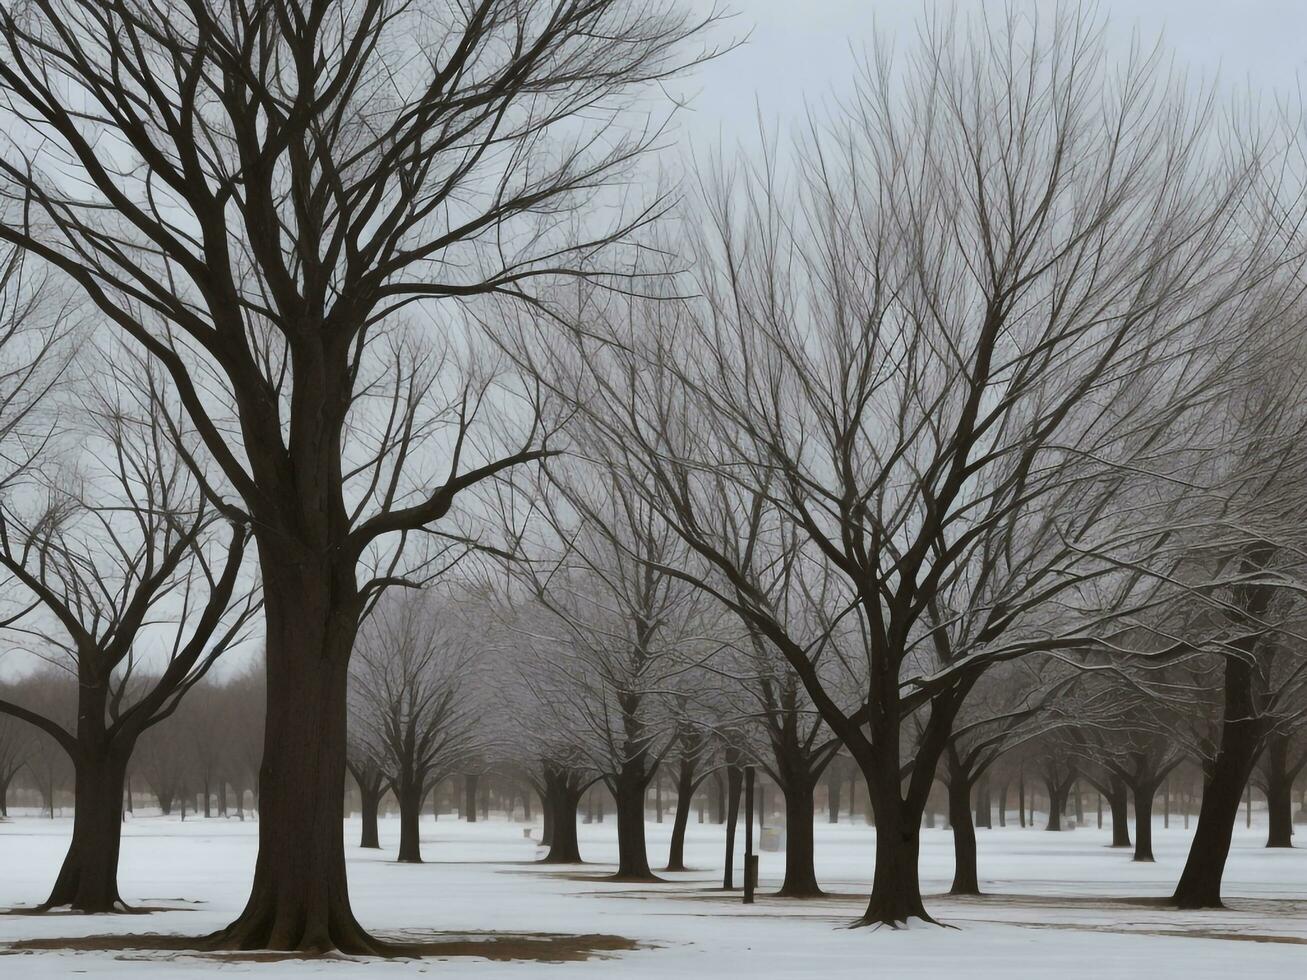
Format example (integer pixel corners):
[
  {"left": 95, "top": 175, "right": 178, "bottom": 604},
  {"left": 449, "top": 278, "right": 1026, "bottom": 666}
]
[{"left": 1, "top": 810, "right": 1304, "bottom": 977}]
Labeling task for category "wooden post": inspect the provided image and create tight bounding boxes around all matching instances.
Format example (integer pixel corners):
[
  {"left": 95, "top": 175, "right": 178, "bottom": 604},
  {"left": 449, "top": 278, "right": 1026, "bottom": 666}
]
[{"left": 743, "top": 765, "right": 756, "bottom": 905}]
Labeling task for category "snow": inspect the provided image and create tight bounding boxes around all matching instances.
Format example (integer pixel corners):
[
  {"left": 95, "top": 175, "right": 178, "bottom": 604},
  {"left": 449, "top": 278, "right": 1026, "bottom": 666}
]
[{"left": 1, "top": 810, "right": 1305, "bottom": 977}]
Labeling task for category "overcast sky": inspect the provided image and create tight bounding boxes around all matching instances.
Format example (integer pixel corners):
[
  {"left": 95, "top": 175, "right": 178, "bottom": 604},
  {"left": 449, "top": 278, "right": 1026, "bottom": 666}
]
[{"left": 678, "top": 0, "right": 1307, "bottom": 148}]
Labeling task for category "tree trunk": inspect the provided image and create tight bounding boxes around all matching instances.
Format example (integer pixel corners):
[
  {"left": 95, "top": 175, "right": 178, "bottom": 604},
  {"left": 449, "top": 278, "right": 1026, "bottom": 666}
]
[
  {"left": 777, "top": 775, "right": 821, "bottom": 897},
  {"left": 43, "top": 750, "right": 130, "bottom": 912},
  {"left": 1263, "top": 734, "right": 1294, "bottom": 848},
  {"left": 973, "top": 774, "right": 991, "bottom": 830},
  {"left": 1018, "top": 770, "right": 1026, "bottom": 828},
  {"left": 1132, "top": 784, "right": 1155, "bottom": 862},
  {"left": 1045, "top": 781, "right": 1068, "bottom": 831},
  {"left": 948, "top": 765, "right": 979, "bottom": 896},
  {"left": 396, "top": 782, "right": 423, "bottom": 863},
  {"left": 464, "top": 773, "right": 479, "bottom": 823},
  {"left": 209, "top": 570, "right": 375, "bottom": 953},
  {"left": 1173, "top": 654, "right": 1263, "bottom": 909},
  {"left": 722, "top": 763, "right": 742, "bottom": 889},
  {"left": 359, "top": 784, "right": 381, "bottom": 850},
  {"left": 540, "top": 771, "right": 582, "bottom": 864},
  {"left": 859, "top": 777, "right": 929, "bottom": 925},
  {"left": 827, "top": 767, "right": 842, "bottom": 824},
  {"left": 612, "top": 771, "right": 654, "bottom": 880},
  {"left": 540, "top": 787, "right": 554, "bottom": 847},
  {"left": 1108, "top": 775, "right": 1131, "bottom": 848},
  {"left": 665, "top": 761, "right": 696, "bottom": 872}
]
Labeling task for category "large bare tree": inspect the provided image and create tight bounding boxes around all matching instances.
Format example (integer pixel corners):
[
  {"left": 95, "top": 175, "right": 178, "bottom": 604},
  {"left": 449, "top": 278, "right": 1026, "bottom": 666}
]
[{"left": 0, "top": 0, "right": 721, "bottom": 951}]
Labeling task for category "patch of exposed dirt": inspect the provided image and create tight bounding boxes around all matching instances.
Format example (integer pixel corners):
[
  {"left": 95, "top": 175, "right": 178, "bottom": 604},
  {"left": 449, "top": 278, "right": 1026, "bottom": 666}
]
[{"left": 0, "top": 931, "right": 645, "bottom": 964}]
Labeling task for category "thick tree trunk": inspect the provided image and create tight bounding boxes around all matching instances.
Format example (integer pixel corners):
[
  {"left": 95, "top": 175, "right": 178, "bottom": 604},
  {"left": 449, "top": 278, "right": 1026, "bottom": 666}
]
[
  {"left": 359, "top": 785, "right": 381, "bottom": 850},
  {"left": 1107, "top": 776, "right": 1131, "bottom": 848},
  {"left": 43, "top": 751, "right": 130, "bottom": 912},
  {"left": 1173, "top": 656, "right": 1263, "bottom": 909},
  {"left": 777, "top": 775, "right": 821, "bottom": 897},
  {"left": 209, "top": 568, "right": 376, "bottom": 954},
  {"left": 858, "top": 784, "right": 929, "bottom": 925},
  {"left": 1132, "top": 785, "right": 1155, "bottom": 862},
  {"left": 722, "top": 764, "right": 742, "bottom": 889},
  {"left": 612, "top": 772, "right": 654, "bottom": 881},
  {"left": 396, "top": 782, "right": 423, "bottom": 863},
  {"left": 665, "top": 762, "right": 696, "bottom": 872},
  {"left": 540, "top": 771, "right": 582, "bottom": 864},
  {"left": 948, "top": 766, "right": 979, "bottom": 896}
]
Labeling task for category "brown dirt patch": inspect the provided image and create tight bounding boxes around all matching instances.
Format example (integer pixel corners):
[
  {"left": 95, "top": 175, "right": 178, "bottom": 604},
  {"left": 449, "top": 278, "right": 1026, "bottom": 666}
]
[{"left": 0, "top": 930, "right": 645, "bottom": 964}]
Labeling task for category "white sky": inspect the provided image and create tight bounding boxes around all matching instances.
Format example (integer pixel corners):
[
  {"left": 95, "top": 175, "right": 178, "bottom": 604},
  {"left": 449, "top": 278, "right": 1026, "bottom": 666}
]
[{"left": 678, "top": 0, "right": 1307, "bottom": 148}]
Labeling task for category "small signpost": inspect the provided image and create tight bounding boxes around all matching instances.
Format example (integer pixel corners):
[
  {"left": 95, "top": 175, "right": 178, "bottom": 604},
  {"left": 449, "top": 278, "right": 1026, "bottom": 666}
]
[{"left": 743, "top": 765, "right": 757, "bottom": 904}]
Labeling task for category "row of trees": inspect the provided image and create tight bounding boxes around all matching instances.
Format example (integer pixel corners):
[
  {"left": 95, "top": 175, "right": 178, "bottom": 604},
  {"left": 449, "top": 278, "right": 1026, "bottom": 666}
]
[{"left": 0, "top": 0, "right": 1305, "bottom": 953}]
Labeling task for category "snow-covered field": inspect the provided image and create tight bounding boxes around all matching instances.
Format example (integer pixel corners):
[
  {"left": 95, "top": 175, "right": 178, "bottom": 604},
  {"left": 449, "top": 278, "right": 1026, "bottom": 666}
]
[{"left": 1, "top": 811, "right": 1304, "bottom": 977}]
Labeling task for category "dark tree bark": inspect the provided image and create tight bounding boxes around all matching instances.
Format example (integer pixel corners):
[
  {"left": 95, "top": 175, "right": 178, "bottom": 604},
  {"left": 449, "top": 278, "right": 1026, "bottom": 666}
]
[
  {"left": 1173, "top": 658, "right": 1265, "bottom": 907},
  {"left": 1260, "top": 732, "right": 1300, "bottom": 848},
  {"left": 44, "top": 749, "right": 131, "bottom": 912},
  {"left": 1132, "top": 786, "right": 1155, "bottom": 862},
  {"left": 827, "top": 766, "right": 843, "bottom": 823},
  {"left": 1108, "top": 775, "right": 1132, "bottom": 848},
  {"left": 347, "top": 761, "right": 385, "bottom": 850},
  {"left": 973, "top": 774, "right": 992, "bottom": 830},
  {"left": 612, "top": 769, "right": 656, "bottom": 881},
  {"left": 539, "top": 764, "right": 584, "bottom": 864},
  {"left": 396, "top": 781, "right": 423, "bottom": 863},
  {"left": 947, "top": 752, "right": 979, "bottom": 895},
  {"left": 464, "top": 774, "right": 480, "bottom": 824},
  {"left": 1173, "top": 555, "right": 1275, "bottom": 910},
  {"left": 722, "top": 762, "right": 743, "bottom": 889},
  {"left": 777, "top": 774, "right": 821, "bottom": 897},
  {"left": 665, "top": 757, "right": 700, "bottom": 872}
]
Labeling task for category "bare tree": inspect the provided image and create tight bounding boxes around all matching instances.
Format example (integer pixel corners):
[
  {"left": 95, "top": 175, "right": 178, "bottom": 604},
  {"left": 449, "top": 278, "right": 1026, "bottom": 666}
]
[
  {"left": 0, "top": 372, "right": 255, "bottom": 911},
  {"left": 0, "top": 713, "right": 34, "bottom": 815},
  {"left": 0, "top": 0, "right": 724, "bottom": 952},
  {"left": 349, "top": 589, "right": 482, "bottom": 863}
]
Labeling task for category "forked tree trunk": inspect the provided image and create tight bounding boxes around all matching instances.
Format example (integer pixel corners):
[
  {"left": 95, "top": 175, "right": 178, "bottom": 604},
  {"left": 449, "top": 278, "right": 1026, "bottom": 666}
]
[
  {"left": 777, "top": 775, "right": 821, "bottom": 897},
  {"left": 208, "top": 564, "right": 376, "bottom": 953},
  {"left": 43, "top": 750, "right": 131, "bottom": 912},
  {"left": 1173, "top": 654, "right": 1264, "bottom": 909}
]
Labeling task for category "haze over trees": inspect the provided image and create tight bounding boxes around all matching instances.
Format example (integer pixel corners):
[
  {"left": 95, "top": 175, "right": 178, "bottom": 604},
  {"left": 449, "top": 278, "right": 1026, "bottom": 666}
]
[{"left": 0, "top": 0, "right": 1305, "bottom": 966}]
